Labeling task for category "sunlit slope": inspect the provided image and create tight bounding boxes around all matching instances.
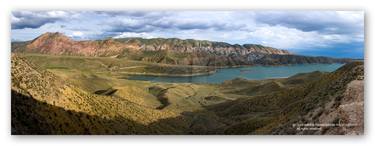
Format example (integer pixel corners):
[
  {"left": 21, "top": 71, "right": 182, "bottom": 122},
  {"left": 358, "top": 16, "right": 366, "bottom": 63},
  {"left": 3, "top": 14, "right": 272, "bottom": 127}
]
[
  {"left": 19, "top": 54, "right": 238, "bottom": 111},
  {"left": 11, "top": 54, "right": 189, "bottom": 134},
  {"left": 20, "top": 53, "right": 215, "bottom": 77}
]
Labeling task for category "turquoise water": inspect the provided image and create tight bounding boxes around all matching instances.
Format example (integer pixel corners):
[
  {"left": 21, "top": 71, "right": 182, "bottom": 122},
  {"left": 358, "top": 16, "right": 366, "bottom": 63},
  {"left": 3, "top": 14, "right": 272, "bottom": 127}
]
[{"left": 127, "top": 63, "right": 344, "bottom": 84}]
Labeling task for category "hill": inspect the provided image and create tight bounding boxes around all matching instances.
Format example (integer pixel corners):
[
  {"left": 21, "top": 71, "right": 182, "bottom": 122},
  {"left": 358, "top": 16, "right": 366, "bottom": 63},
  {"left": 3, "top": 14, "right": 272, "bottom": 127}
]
[
  {"left": 11, "top": 54, "right": 188, "bottom": 134},
  {"left": 11, "top": 54, "right": 363, "bottom": 134},
  {"left": 206, "top": 62, "right": 364, "bottom": 134}
]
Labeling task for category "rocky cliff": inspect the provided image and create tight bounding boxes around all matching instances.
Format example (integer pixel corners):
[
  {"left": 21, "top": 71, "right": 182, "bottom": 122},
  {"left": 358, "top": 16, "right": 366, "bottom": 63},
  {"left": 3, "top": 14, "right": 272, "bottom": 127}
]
[{"left": 13, "top": 32, "right": 290, "bottom": 56}]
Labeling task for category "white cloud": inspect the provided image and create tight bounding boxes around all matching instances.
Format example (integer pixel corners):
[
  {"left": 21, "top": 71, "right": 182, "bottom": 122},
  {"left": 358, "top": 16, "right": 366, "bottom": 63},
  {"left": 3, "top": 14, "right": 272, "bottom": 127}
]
[
  {"left": 46, "top": 11, "right": 69, "bottom": 17},
  {"left": 71, "top": 31, "right": 84, "bottom": 37},
  {"left": 113, "top": 32, "right": 155, "bottom": 39},
  {"left": 246, "top": 25, "right": 320, "bottom": 49},
  {"left": 245, "top": 25, "right": 360, "bottom": 49},
  {"left": 11, "top": 14, "right": 21, "bottom": 23},
  {"left": 67, "top": 31, "right": 87, "bottom": 40}
]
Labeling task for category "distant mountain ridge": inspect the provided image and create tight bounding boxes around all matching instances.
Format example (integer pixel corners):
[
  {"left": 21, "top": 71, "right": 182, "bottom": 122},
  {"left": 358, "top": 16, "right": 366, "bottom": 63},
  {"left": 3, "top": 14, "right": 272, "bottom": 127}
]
[
  {"left": 12, "top": 32, "right": 291, "bottom": 55},
  {"left": 12, "top": 32, "right": 352, "bottom": 66}
]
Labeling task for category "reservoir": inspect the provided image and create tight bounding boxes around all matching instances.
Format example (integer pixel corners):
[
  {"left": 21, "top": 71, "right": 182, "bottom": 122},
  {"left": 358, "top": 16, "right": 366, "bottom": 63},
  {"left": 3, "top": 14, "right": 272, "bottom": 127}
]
[{"left": 127, "top": 63, "right": 344, "bottom": 83}]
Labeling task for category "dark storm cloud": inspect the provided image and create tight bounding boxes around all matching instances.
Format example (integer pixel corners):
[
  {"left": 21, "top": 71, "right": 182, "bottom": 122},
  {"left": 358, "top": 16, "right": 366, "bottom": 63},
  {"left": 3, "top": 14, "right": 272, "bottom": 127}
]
[
  {"left": 152, "top": 19, "right": 245, "bottom": 31},
  {"left": 11, "top": 11, "right": 70, "bottom": 29},
  {"left": 101, "top": 11, "right": 169, "bottom": 33},
  {"left": 107, "top": 20, "right": 243, "bottom": 33},
  {"left": 254, "top": 11, "right": 364, "bottom": 35},
  {"left": 107, "top": 21, "right": 154, "bottom": 33},
  {"left": 105, "top": 11, "right": 363, "bottom": 35},
  {"left": 95, "top": 11, "right": 172, "bottom": 18},
  {"left": 106, "top": 11, "right": 246, "bottom": 33}
]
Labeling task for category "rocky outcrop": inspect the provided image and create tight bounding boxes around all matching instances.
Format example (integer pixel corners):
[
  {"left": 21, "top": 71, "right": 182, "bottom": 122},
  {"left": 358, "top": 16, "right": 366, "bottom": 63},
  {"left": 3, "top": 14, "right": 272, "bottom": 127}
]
[
  {"left": 315, "top": 80, "right": 364, "bottom": 135},
  {"left": 297, "top": 62, "right": 364, "bottom": 135},
  {"left": 201, "top": 62, "right": 364, "bottom": 135},
  {"left": 13, "top": 32, "right": 131, "bottom": 56},
  {"left": 270, "top": 62, "right": 364, "bottom": 135},
  {"left": 116, "top": 37, "right": 291, "bottom": 56},
  {"left": 12, "top": 32, "right": 290, "bottom": 56}
]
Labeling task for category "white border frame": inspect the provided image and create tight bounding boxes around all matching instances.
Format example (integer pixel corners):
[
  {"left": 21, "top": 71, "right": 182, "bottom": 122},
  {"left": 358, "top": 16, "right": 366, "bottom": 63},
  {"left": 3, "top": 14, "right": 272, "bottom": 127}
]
[{"left": 1, "top": 0, "right": 372, "bottom": 146}]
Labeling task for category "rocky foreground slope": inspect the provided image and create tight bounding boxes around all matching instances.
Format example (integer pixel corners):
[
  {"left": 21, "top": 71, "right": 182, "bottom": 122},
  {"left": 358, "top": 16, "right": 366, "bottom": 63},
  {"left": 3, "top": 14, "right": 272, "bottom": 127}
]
[
  {"left": 11, "top": 32, "right": 351, "bottom": 66},
  {"left": 11, "top": 54, "right": 363, "bottom": 135},
  {"left": 209, "top": 62, "right": 364, "bottom": 134}
]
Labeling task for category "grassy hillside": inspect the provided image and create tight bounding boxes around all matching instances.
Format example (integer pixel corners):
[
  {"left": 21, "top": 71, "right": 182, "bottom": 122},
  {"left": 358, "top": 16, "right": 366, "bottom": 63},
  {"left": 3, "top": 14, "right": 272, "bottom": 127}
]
[
  {"left": 205, "top": 62, "right": 364, "bottom": 134},
  {"left": 11, "top": 53, "right": 363, "bottom": 135},
  {"left": 19, "top": 53, "right": 216, "bottom": 77},
  {"left": 11, "top": 54, "right": 190, "bottom": 134}
]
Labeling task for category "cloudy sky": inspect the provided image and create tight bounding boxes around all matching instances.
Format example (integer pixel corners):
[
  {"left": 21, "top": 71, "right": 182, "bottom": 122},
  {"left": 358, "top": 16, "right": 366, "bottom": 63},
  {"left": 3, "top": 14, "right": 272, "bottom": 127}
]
[{"left": 11, "top": 11, "right": 364, "bottom": 58}]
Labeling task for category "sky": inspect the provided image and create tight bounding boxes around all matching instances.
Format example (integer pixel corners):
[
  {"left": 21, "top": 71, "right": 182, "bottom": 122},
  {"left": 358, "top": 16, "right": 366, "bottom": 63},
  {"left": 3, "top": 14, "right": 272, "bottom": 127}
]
[{"left": 11, "top": 11, "right": 364, "bottom": 59}]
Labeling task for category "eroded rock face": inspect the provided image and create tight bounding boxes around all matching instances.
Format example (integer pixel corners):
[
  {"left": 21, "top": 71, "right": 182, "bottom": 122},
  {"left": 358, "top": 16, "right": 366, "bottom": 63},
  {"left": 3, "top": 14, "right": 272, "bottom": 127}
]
[
  {"left": 13, "top": 32, "right": 290, "bottom": 57},
  {"left": 12, "top": 32, "right": 353, "bottom": 66},
  {"left": 22, "top": 32, "right": 130, "bottom": 56},
  {"left": 293, "top": 62, "right": 364, "bottom": 135},
  {"left": 317, "top": 79, "right": 364, "bottom": 135},
  {"left": 19, "top": 32, "right": 291, "bottom": 56}
]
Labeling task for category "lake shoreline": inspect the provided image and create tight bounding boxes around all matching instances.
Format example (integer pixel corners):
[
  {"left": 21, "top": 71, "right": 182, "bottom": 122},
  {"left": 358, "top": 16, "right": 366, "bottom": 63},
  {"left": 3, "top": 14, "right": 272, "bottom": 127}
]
[
  {"left": 122, "top": 63, "right": 345, "bottom": 78},
  {"left": 119, "top": 70, "right": 217, "bottom": 77},
  {"left": 125, "top": 63, "right": 344, "bottom": 84}
]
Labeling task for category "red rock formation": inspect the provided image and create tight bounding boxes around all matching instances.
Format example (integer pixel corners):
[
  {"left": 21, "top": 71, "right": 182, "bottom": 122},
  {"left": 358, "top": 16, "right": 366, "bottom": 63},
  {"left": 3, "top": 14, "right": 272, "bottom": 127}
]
[
  {"left": 19, "top": 32, "right": 291, "bottom": 57},
  {"left": 25, "top": 32, "right": 133, "bottom": 56}
]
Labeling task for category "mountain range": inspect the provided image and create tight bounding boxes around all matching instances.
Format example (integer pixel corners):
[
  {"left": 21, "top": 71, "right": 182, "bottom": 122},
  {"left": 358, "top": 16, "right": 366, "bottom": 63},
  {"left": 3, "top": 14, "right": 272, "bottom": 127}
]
[{"left": 12, "top": 32, "right": 352, "bottom": 66}]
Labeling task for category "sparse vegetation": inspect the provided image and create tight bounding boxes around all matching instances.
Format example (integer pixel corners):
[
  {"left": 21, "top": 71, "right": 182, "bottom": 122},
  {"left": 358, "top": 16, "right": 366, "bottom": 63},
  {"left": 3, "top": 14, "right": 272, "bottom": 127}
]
[{"left": 11, "top": 53, "right": 364, "bottom": 135}]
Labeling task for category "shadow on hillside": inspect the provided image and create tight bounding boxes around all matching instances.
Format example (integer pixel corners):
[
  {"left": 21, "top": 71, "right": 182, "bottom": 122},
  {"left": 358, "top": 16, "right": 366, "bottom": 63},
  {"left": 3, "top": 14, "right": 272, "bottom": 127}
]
[
  {"left": 11, "top": 89, "right": 236, "bottom": 134},
  {"left": 11, "top": 87, "right": 275, "bottom": 135},
  {"left": 11, "top": 90, "right": 168, "bottom": 135}
]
